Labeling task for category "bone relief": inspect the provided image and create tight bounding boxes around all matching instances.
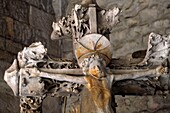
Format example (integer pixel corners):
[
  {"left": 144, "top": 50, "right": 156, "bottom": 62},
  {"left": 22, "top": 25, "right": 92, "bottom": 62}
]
[{"left": 4, "top": 2, "right": 170, "bottom": 113}]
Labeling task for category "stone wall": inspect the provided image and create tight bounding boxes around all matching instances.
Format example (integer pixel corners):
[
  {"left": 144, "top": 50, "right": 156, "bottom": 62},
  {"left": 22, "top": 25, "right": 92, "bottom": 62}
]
[
  {"left": 0, "top": 0, "right": 61, "bottom": 113},
  {"left": 0, "top": 0, "right": 60, "bottom": 59},
  {"left": 0, "top": 0, "right": 170, "bottom": 113},
  {"left": 107, "top": 0, "right": 170, "bottom": 58}
]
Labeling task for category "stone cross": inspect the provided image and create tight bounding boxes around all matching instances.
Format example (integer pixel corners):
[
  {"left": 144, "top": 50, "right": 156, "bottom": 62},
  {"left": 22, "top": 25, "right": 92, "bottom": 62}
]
[{"left": 4, "top": 3, "right": 170, "bottom": 113}]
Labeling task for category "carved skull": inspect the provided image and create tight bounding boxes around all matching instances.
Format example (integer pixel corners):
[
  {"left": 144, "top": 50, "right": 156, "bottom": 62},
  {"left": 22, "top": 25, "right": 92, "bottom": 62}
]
[
  {"left": 17, "top": 42, "right": 47, "bottom": 68},
  {"left": 51, "top": 22, "right": 62, "bottom": 40},
  {"left": 51, "top": 17, "right": 72, "bottom": 40}
]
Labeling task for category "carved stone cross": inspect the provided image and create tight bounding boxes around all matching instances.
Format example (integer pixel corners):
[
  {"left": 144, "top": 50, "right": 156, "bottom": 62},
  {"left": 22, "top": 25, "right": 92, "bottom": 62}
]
[{"left": 4, "top": 3, "right": 170, "bottom": 113}]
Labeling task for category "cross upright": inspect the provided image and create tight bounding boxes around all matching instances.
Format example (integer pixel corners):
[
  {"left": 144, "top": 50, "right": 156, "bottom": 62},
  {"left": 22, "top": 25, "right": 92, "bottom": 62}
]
[{"left": 4, "top": 2, "right": 170, "bottom": 113}]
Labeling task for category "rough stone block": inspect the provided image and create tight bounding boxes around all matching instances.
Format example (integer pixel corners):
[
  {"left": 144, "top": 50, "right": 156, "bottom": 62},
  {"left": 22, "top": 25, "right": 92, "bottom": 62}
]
[
  {"left": 0, "top": 16, "right": 15, "bottom": 38},
  {"left": 1, "top": 17, "right": 36, "bottom": 45},
  {"left": 61, "top": 0, "right": 69, "bottom": 16},
  {"left": 126, "top": 17, "right": 139, "bottom": 27},
  {"left": 22, "top": 0, "right": 40, "bottom": 8},
  {"left": 96, "top": 0, "right": 125, "bottom": 9},
  {"left": 13, "top": 20, "right": 34, "bottom": 45},
  {"left": 129, "top": 26, "right": 142, "bottom": 38},
  {"left": 41, "top": 0, "right": 55, "bottom": 14},
  {"left": 29, "top": 6, "right": 55, "bottom": 38},
  {"left": 123, "top": 0, "right": 148, "bottom": 18},
  {"left": 0, "top": 17, "right": 5, "bottom": 37},
  {"left": 3, "top": 0, "right": 29, "bottom": 24},
  {"left": 23, "top": 0, "right": 54, "bottom": 14},
  {"left": 6, "top": 40, "right": 23, "bottom": 54},
  {"left": 43, "top": 96, "right": 62, "bottom": 113},
  {"left": 0, "top": 0, "right": 3, "bottom": 16},
  {"left": 4, "top": 17, "right": 14, "bottom": 38},
  {"left": 0, "top": 60, "right": 10, "bottom": 81},
  {"left": 139, "top": 7, "right": 158, "bottom": 23},
  {"left": 0, "top": 81, "right": 20, "bottom": 113},
  {"left": 110, "top": 29, "right": 145, "bottom": 58},
  {"left": 0, "top": 18, "right": 33, "bottom": 44},
  {"left": 0, "top": 50, "right": 15, "bottom": 63},
  {"left": 0, "top": 36, "right": 5, "bottom": 50},
  {"left": 140, "top": 24, "right": 150, "bottom": 36},
  {"left": 152, "top": 19, "right": 170, "bottom": 29}
]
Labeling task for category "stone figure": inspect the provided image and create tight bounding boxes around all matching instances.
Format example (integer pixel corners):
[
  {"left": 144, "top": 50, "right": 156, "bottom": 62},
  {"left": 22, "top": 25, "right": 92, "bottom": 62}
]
[{"left": 4, "top": 1, "right": 170, "bottom": 113}]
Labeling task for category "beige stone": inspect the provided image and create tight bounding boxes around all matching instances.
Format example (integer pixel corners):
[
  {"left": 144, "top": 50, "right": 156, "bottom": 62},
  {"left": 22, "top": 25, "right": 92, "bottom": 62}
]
[{"left": 5, "top": 17, "right": 14, "bottom": 37}]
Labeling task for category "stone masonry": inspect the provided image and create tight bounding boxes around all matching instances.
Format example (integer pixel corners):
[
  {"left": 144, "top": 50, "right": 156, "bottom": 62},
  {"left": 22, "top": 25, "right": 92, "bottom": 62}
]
[
  {"left": 0, "top": 0, "right": 170, "bottom": 113},
  {"left": 0, "top": 0, "right": 61, "bottom": 113}
]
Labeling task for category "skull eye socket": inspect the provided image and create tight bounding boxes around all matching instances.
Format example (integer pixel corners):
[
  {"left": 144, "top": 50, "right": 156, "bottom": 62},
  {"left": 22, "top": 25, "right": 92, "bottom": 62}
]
[
  {"left": 66, "top": 29, "right": 70, "bottom": 33},
  {"left": 55, "top": 32, "right": 58, "bottom": 35},
  {"left": 55, "top": 30, "right": 60, "bottom": 35}
]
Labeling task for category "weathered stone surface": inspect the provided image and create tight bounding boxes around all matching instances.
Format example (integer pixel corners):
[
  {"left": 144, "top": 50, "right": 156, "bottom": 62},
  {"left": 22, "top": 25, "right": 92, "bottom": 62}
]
[
  {"left": 107, "top": 0, "right": 170, "bottom": 58},
  {"left": 152, "top": 19, "right": 169, "bottom": 29},
  {"left": 116, "top": 95, "right": 170, "bottom": 113},
  {"left": 23, "top": 0, "right": 54, "bottom": 14},
  {"left": 0, "top": 60, "right": 15, "bottom": 113},
  {"left": 0, "top": 17, "right": 39, "bottom": 45},
  {"left": 62, "top": 38, "right": 73, "bottom": 52},
  {"left": 63, "top": 51, "right": 74, "bottom": 59},
  {"left": 0, "top": 36, "right": 5, "bottom": 50},
  {"left": 29, "top": 6, "right": 55, "bottom": 49},
  {"left": 0, "top": 50, "right": 15, "bottom": 63},
  {"left": 0, "top": 16, "right": 7, "bottom": 37},
  {"left": 43, "top": 96, "right": 62, "bottom": 113},
  {"left": 37, "top": 0, "right": 54, "bottom": 14},
  {"left": 0, "top": 0, "right": 170, "bottom": 113},
  {"left": 4, "top": 17, "right": 14, "bottom": 38},
  {"left": 126, "top": 17, "right": 139, "bottom": 27},
  {"left": 3, "top": 0, "right": 29, "bottom": 24},
  {"left": 47, "top": 40, "right": 60, "bottom": 57},
  {"left": 65, "top": 0, "right": 81, "bottom": 15},
  {"left": 96, "top": 0, "right": 125, "bottom": 9},
  {"left": 13, "top": 20, "right": 30, "bottom": 43},
  {"left": 0, "top": 0, "right": 3, "bottom": 15},
  {"left": 52, "top": 0, "right": 62, "bottom": 20},
  {"left": 22, "top": 0, "right": 40, "bottom": 8},
  {"left": 6, "top": 40, "right": 23, "bottom": 54},
  {"left": 0, "top": 60, "right": 10, "bottom": 80},
  {"left": 13, "top": 20, "right": 37, "bottom": 45},
  {"left": 0, "top": 60, "right": 19, "bottom": 113},
  {"left": 0, "top": 81, "right": 20, "bottom": 113},
  {"left": 139, "top": 7, "right": 158, "bottom": 24},
  {"left": 53, "top": 0, "right": 70, "bottom": 18},
  {"left": 29, "top": 6, "right": 55, "bottom": 34}
]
